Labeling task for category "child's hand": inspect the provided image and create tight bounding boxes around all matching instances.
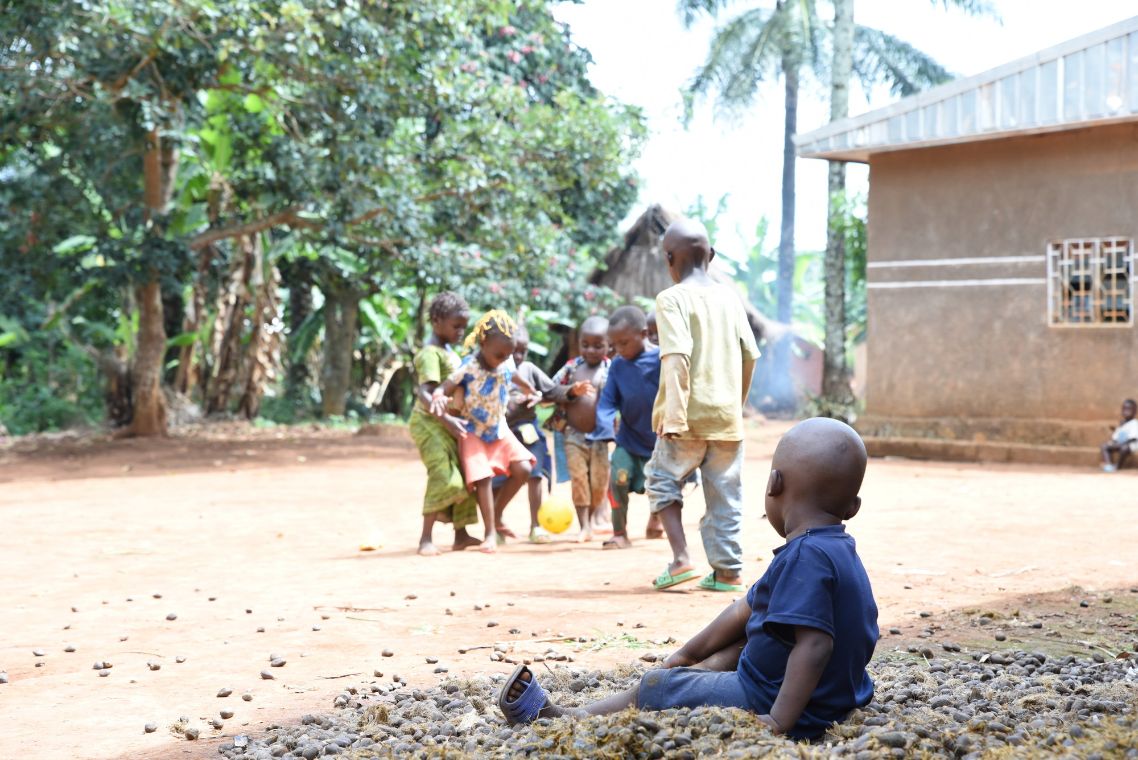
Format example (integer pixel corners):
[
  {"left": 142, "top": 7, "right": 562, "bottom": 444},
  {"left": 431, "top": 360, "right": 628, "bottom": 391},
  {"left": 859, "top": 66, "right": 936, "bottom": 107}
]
[
  {"left": 429, "top": 390, "right": 449, "bottom": 417},
  {"left": 443, "top": 415, "right": 467, "bottom": 440},
  {"left": 524, "top": 392, "right": 542, "bottom": 408},
  {"left": 661, "top": 651, "right": 695, "bottom": 669},
  {"left": 569, "top": 380, "right": 594, "bottom": 399},
  {"left": 757, "top": 715, "right": 783, "bottom": 734}
]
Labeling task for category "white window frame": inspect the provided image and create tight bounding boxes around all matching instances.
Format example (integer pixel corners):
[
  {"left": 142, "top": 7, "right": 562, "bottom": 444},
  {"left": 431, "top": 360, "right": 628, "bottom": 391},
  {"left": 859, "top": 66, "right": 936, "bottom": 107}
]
[{"left": 1046, "top": 237, "right": 1134, "bottom": 327}]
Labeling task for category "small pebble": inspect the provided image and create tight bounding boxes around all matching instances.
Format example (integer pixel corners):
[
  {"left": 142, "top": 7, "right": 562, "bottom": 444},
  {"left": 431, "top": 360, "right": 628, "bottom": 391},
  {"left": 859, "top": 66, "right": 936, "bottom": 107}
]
[
  {"left": 166, "top": 613, "right": 177, "bottom": 621},
  {"left": 426, "top": 656, "right": 438, "bottom": 664},
  {"left": 889, "top": 627, "right": 901, "bottom": 635},
  {"left": 32, "top": 649, "right": 45, "bottom": 657},
  {"left": 260, "top": 670, "right": 275, "bottom": 680},
  {"left": 152, "top": 593, "right": 162, "bottom": 599},
  {"left": 218, "top": 688, "right": 233, "bottom": 697},
  {"left": 405, "top": 594, "right": 417, "bottom": 600},
  {"left": 175, "top": 656, "right": 186, "bottom": 663},
  {"left": 919, "top": 611, "right": 931, "bottom": 618},
  {"left": 487, "top": 621, "right": 499, "bottom": 628},
  {"left": 257, "top": 627, "right": 265, "bottom": 633},
  {"left": 98, "top": 670, "right": 110, "bottom": 677},
  {"left": 143, "top": 723, "right": 156, "bottom": 733},
  {"left": 208, "top": 596, "right": 217, "bottom": 601},
  {"left": 210, "top": 719, "right": 224, "bottom": 730},
  {"left": 0, "top": 672, "right": 7, "bottom": 685},
  {"left": 270, "top": 658, "right": 286, "bottom": 668},
  {"left": 1079, "top": 600, "right": 1090, "bottom": 608},
  {"left": 312, "top": 625, "right": 321, "bottom": 631},
  {"left": 382, "top": 649, "right": 394, "bottom": 657},
  {"left": 995, "top": 633, "right": 1007, "bottom": 642},
  {"left": 184, "top": 727, "right": 199, "bottom": 741},
  {"left": 147, "top": 662, "right": 161, "bottom": 671},
  {"left": 63, "top": 645, "right": 76, "bottom": 653},
  {"left": 220, "top": 710, "right": 234, "bottom": 719},
  {"left": 373, "top": 670, "right": 383, "bottom": 678}
]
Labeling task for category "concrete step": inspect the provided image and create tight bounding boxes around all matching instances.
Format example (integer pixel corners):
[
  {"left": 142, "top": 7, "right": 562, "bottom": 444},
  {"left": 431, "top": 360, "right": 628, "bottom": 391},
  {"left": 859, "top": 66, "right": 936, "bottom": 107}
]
[
  {"left": 864, "top": 436, "right": 1102, "bottom": 467},
  {"left": 857, "top": 414, "right": 1113, "bottom": 449}
]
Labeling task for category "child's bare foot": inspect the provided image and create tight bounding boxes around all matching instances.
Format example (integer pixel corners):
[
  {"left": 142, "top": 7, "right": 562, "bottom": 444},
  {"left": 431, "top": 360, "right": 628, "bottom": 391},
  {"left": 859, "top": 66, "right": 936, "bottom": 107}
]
[
  {"left": 418, "top": 540, "right": 441, "bottom": 556},
  {"left": 452, "top": 534, "right": 482, "bottom": 551},
  {"left": 591, "top": 520, "right": 613, "bottom": 536},
  {"left": 602, "top": 533, "right": 632, "bottom": 550},
  {"left": 575, "top": 527, "right": 593, "bottom": 543},
  {"left": 478, "top": 538, "right": 497, "bottom": 554},
  {"left": 496, "top": 525, "right": 518, "bottom": 540}
]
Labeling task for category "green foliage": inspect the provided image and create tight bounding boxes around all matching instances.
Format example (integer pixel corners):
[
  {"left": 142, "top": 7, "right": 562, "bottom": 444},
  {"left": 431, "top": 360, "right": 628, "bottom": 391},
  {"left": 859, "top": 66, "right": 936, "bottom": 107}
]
[
  {"left": 0, "top": 336, "right": 104, "bottom": 435},
  {"left": 0, "top": 0, "right": 643, "bottom": 432}
]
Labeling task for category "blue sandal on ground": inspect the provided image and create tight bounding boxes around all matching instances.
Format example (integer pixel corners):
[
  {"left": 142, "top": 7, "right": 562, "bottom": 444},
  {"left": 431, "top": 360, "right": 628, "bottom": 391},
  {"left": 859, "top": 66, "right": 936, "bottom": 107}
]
[{"left": 498, "top": 664, "right": 549, "bottom": 725}]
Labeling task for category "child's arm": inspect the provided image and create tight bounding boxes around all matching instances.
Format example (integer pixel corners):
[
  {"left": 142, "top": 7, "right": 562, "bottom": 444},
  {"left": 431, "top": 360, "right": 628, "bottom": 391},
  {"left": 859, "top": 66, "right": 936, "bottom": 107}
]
[
  {"left": 429, "top": 378, "right": 459, "bottom": 416},
  {"left": 759, "top": 627, "right": 833, "bottom": 735},
  {"left": 658, "top": 354, "right": 691, "bottom": 437},
  {"left": 663, "top": 598, "right": 750, "bottom": 668},
  {"left": 741, "top": 356, "right": 756, "bottom": 405},
  {"left": 593, "top": 376, "right": 620, "bottom": 441}
]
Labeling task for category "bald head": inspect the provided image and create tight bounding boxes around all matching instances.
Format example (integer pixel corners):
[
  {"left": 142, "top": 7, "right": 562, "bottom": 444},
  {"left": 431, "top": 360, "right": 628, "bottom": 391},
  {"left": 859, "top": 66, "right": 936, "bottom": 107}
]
[
  {"left": 662, "top": 219, "right": 713, "bottom": 265},
  {"left": 772, "top": 417, "right": 867, "bottom": 518}
]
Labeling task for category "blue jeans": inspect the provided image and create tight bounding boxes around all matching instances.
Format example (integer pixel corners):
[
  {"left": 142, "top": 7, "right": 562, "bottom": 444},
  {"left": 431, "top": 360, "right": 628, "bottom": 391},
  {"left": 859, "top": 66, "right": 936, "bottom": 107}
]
[
  {"left": 645, "top": 438, "right": 744, "bottom": 575},
  {"left": 637, "top": 667, "right": 754, "bottom": 712}
]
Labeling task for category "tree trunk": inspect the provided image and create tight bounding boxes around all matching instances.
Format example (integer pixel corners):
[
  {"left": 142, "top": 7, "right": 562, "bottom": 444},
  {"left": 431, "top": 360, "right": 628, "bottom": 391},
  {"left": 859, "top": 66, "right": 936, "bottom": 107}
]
[
  {"left": 173, "top": 245, "right": 213, "bottom": 396},
  {"left": 124, "top": 128, "right": 170, "bottom": 437},
  {"left": 237, "top": 246, "right": 282, "bottom": 419},
  {"left": 282, "top": 259, "right": 314, "bottom": 406},
  {"left": 823, "top": 0, "right": 855, "bottom": 408},
  {"left": 767, "top": 56, "right": 800, "bottom": 411},
  {"left": 777, "top": 57, "right": 798, "bottom": 325},
  {"left": 204, "top": 236, "right": 256, "bottom": 414},
  {"left": 320, "top": 285, "right": 359, "bottom": 417}
]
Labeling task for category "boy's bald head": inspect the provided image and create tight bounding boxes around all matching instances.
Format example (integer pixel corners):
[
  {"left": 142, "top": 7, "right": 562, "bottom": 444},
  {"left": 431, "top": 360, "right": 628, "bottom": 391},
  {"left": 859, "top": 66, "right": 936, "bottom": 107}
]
[
  {"left": 662, "top": 219, "right": 713, "bottom": 268},
  {"left": 769, "top": 418, "right": 867, "bottom": 519}
]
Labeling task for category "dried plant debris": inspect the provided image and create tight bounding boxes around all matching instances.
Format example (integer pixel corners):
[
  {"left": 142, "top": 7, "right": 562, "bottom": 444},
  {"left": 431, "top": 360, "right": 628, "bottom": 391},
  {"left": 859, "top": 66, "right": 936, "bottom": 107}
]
[{"left": 216, "top": 655, "right": 1136, "bottom": 759}]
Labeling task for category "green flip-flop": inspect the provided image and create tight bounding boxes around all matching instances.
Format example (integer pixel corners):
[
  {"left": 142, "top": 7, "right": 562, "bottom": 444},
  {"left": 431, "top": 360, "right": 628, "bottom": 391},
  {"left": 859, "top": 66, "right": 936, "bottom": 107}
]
[
  {"left": 697, "top": 573, "right": 745, "bottom": 593},
  {"left": 652, "top": 567, "right": 700, "bottom": 590}
]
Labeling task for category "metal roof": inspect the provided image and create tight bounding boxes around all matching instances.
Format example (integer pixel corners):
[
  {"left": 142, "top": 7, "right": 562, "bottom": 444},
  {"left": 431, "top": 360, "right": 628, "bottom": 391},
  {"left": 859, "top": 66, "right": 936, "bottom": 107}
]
[{"left": 795, "top": 16, "right": 1138, "bottom": 163}]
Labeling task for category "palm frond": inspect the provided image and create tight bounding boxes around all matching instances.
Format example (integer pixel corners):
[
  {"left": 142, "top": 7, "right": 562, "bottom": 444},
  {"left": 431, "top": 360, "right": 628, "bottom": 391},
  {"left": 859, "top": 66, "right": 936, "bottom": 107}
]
[
  {"left": 929, "top": 0, "right": 1002, "bottom": 21},
  {"left": 676, "top": 0, "right": 738, "bottom": 28},
  {"left": 852, "top": 25, "right": 952, "bottom": 98}
]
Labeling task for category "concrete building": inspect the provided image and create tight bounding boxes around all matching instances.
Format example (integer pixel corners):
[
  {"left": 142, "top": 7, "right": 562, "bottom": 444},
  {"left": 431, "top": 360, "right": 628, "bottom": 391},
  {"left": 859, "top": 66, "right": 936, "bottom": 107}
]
[{"left": 796, "top": 17, "right": 1138, "bottom": 465}]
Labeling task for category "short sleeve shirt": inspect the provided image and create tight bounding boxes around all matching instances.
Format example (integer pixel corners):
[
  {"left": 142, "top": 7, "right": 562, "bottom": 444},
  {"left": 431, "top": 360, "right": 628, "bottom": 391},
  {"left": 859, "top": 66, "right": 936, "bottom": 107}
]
[
  {"left": 447, "top": 354, "right": 516, "bottom": 442},
  {"left": 651, "top": 282, "right": 760, "bottom": 441},
  {"left": 1113, "top": 419, "right": 1138, "bottom": 451},
  {"left": 737, "top": 525, "right": 878, "bottom": 739},
  {"left": 413, "top": 344, "right": 460, "bottom": 412}
]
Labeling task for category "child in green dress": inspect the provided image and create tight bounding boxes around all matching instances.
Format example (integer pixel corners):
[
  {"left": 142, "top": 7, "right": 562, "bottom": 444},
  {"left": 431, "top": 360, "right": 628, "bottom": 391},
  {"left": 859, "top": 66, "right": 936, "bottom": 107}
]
[{"left": 411, "top": 292, "right": 482, "bottom": 556}]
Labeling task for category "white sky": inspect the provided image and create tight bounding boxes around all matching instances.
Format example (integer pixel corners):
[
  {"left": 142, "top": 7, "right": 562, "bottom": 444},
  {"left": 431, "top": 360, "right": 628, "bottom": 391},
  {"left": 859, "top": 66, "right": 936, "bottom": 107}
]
[{"left": 553, "top": 0, "right": 1138, "bottom": 259}]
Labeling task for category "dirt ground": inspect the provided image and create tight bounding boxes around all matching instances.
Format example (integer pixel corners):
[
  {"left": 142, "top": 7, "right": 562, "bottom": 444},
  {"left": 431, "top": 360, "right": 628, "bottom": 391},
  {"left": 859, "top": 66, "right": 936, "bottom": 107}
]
[{"left": 1, "top": 420, "right": 1135, "bottom": 760}]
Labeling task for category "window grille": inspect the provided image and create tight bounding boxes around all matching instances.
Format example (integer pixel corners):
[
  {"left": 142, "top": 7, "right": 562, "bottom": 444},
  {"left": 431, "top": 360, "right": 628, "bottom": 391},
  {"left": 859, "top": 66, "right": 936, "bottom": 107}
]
[{"left": 1047, "top": 237, "right": 1133, "bottom": 326}]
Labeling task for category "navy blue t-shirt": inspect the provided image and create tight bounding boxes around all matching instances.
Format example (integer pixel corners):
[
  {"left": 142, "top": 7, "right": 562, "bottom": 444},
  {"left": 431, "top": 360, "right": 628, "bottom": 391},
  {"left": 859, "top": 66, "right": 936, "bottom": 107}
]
[
  {"left": 737, "top": 525, "right": 878, "bottom": 739},
  {"left": 593, "top": 346, "right": 660, "bottom": 458}
]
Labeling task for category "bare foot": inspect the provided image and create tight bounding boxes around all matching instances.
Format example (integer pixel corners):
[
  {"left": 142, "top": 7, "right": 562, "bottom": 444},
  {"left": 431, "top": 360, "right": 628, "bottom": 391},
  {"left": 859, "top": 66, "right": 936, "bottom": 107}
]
[
  {"left": 497, "top": 525, "right": 518, "bottom": 540},
  {"left": 503, "top": 667, "right": 581, "bottom": 721},
  {"left": 452, "top": 534, "right": 482, "bottom": 551},
  {"left": 602, "top": 533, "right": 632, "bottom": 550},
  {"left": 575, "top": 527, "right": 593, "bottom": 543},
  {"left": 418, "top": 540, "right": 441, "bottom": 557},
  {"left": 478, "top": 538, "right": 497, "bottom": 554},
  {"left": 591, "top": 520, "right": 613, "bottom": 536}
]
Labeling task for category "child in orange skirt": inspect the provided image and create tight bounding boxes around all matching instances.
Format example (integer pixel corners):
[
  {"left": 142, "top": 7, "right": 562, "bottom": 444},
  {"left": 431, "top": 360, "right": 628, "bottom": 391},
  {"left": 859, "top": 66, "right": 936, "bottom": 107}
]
[{"left": 431, "top": 310, "right": 538, "bottom": 553}]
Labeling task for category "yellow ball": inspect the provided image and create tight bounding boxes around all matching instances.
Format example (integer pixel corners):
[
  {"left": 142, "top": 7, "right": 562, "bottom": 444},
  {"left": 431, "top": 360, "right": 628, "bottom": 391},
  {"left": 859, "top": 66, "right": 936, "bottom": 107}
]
[{"left": 537, "top": 495, "right": 575, "bottom": 534}]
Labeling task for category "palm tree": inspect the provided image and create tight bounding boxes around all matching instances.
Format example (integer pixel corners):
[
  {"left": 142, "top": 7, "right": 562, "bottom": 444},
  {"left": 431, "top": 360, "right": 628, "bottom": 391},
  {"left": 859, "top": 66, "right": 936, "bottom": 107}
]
[
  {"left": 678, "top": 0, "right": 956, "bottom": 410},
  {"left": 822, "top": 0, "right": 996, "bottom": 409}
]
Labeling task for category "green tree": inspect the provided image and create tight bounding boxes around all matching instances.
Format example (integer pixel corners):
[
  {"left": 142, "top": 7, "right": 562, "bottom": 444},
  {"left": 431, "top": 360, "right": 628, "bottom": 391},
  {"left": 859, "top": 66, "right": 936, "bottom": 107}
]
[
  {"left": 679, "top": 0, "right": 963, "bottom": 409},
  {"left": 2, "top": 0, "right": 642, "bottom": 430},
  {"left": 821, "top": 0, "right": 996, "bottom": 407}
]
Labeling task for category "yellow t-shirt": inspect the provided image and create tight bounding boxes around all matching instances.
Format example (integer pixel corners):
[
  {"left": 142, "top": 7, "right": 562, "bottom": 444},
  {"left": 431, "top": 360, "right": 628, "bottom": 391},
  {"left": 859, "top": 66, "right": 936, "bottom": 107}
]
[{"left": 651, "top": 282, "right": 760, "bottom": 441}]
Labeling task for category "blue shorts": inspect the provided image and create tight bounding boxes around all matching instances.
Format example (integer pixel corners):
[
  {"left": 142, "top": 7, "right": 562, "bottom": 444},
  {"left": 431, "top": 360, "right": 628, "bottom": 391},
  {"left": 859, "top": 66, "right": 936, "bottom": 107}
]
[
  {"left": 636, "top": 667, "right": 755, "bottom": 713},
  {"left": 491, "top": 425, "right": 550, "bottom": 488}
]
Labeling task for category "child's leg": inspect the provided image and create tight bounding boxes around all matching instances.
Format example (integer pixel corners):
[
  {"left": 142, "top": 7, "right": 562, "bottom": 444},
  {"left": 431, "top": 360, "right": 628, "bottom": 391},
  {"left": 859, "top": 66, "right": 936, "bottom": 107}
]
[
  {"left": 604, "top": 447, "right": 636, "bottom": 549},
  {"left": 494, "top": 459, "right": 532, "bottom": 534},
  {"left": 565, "top": 439, "right": 593, "bottom": 542},
  {"left": 1118, "top": 447, "right": 1133, "bottom": 470},
  {"left": 418, "top": 512, "right": 440, "bottom": 556},
  {"left": 590, "top": 442, "right": 613, "bottom": 532},
  {"left": 645, "top": 438, "right": 707, "bottom": 584},
  {"left": 473, "top": 477, "right": 496, "bottom": 553},
  {"left": 698, "top": 442, "right": 745, "bottom": 586},
  {"left": 1102, "top": 442, "right": 1116, "bottom": 466},
  {"left": 504, "top": 666, "right": 639, "bottom": 720}
]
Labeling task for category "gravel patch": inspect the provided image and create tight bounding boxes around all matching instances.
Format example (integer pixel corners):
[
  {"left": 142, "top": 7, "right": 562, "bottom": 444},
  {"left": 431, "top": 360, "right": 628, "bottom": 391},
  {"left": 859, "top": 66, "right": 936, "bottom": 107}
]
[{"left": 215, "top": 653, "right": 1137, "bottom": 758}]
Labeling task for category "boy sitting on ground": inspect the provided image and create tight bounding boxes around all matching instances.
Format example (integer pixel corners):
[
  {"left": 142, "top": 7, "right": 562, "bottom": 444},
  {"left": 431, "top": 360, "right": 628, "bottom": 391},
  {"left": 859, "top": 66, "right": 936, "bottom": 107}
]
[
  {"left": 1101, "top": 398, "right": 1138, "bottom": 472},
  {"left": 498, "top": 417, "right": 878, "bottom": 740},
  {"left": 595, "top": 305, "right": 661, "bottom": 550}
]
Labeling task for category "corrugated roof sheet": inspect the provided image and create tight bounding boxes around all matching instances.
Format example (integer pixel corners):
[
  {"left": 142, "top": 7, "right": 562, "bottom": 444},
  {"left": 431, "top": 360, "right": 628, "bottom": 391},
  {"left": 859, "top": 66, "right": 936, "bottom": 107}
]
[{"left": 795, "top": 16, "right": 1138, "bottom": 162}]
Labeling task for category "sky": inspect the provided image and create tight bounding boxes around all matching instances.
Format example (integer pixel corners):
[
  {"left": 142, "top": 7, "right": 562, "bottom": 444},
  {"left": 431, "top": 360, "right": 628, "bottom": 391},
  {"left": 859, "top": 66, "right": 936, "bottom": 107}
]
[{"left": 552, "top": 0, "right": 1138, "bottom": 260}]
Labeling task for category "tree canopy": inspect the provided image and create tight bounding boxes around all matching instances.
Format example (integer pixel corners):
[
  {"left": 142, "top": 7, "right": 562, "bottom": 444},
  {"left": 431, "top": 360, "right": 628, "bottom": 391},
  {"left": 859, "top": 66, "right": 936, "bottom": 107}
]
[{"left": 1, "top": 0, "right": 644, "bottom": 433}]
